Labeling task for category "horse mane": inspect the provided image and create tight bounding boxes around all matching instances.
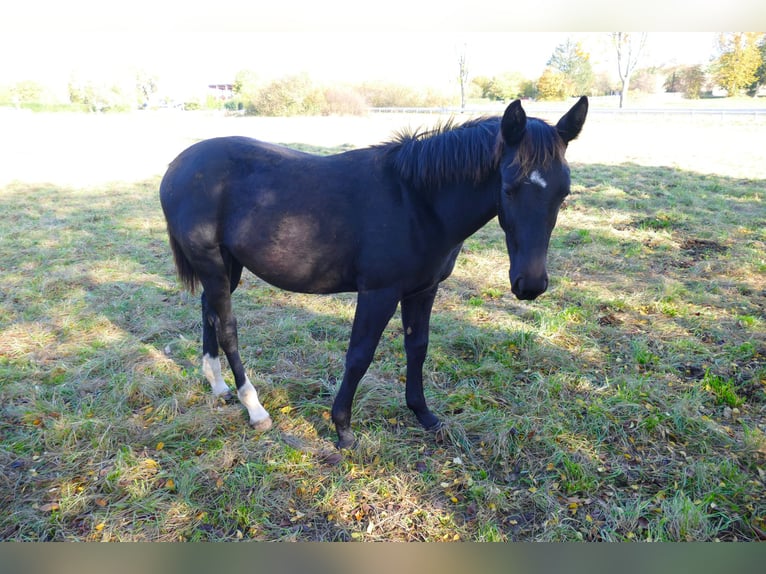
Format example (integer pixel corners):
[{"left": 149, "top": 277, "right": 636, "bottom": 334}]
[
  {"left": 384, "top": 116, "right": 501, "bottom": 190},
  {"left": 383, "top": 114, "right": 565, "bottom": 190},
  {"left": 510, "top": 118, "right": 567, "bottom": 178}
]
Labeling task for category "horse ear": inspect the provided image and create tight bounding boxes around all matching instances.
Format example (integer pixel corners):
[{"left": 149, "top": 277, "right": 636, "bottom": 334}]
[
  {"left": 556, "top": 96, "right": 588, "bottom": 144},
  {"left": 501, "top": 100, "right": 527, "bottom": 145}
]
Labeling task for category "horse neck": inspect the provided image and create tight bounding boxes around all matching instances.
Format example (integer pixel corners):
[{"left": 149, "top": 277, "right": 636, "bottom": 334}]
[{"left": 428, "top": 175, "right": 500, "bottom": 244}]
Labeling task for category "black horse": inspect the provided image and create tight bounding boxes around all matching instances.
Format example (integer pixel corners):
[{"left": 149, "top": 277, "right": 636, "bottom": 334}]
[{"left": 160, "top": 97, "right": 588, "bottom": 448}]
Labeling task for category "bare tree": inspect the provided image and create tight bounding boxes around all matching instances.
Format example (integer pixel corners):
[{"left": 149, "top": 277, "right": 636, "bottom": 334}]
[
  {"left": 457, "top": 44, "right": 469, "bottom": 111},
  {"left": 612, "top": 32, "right": 647, "bottom": 108}
]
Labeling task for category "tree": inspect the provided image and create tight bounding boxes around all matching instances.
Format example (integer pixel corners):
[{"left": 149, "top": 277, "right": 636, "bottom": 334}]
[
  {"left": 672, "top": 66, "right": 707, "bottom": 99},
  {"left": 457, "top": 44, "right": 469, "bottom": 111},
  {"left": 69, "top": 77, "right": 131, "bottom": 112},
  {"left": 520, "top": 79, "right": 538, "bottom": 99},
  {"left": 11, "top": 80, "right": 44, "bottom": 105},
  {"left": 536, "top": 68, "right": 568, "bottom": 101},
  {"left": 748, "top": 36, "right": 766, "bottom": 96},
  {"left": 593, "top": 71, "right": 618, "bottom": 97},
  {"left": 547, "top": 38, "right": 594, "bottom": 96},
  {"left": 682, "top": 66, "right": 706, "bottom": 99},
  {"left": 630, "top": 67, "right": 663, "bottom": 94},
  {"left": 233, "top": 69, "right": 260, "bottom": 99},
  {"left": 713, "top": 33, "right": 763, "bottom": 96},
  {"left": 473, "top": 72, "right": 526, "bottom": 101},
  {"left": 135, "top": 70, "right": 158, "bottom": 107},
  {"left": 612, "top": 32, "right": 647, "bottom": 108},
  {"left": 248, "top": 74, "right": 325, "bottom": 116}
]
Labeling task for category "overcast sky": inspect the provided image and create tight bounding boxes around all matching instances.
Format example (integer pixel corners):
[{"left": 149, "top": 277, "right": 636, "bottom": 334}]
[{"left": 1, "top": 1, "right": 761, "bottom": 96}]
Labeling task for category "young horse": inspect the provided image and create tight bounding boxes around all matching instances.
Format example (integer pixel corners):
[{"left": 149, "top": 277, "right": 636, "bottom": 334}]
[{"left": 160, "top": 97, "right": 588, "bottom": 448}]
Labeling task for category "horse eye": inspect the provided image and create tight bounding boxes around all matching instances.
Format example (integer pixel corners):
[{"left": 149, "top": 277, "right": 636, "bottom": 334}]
[{"left": 502, "top": 179, "right": 522, "bottom": 195}]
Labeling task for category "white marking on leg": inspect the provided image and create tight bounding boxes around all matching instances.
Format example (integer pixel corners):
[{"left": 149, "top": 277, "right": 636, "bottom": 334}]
[
  {"left": 529, "top": 170, "right": 548, "bottom": 188},
  {"left": 239, "top": 377, "right": 272, "bottom": 430},
  {"left": 202, "top": 353, "right": 230, "bottom": 397}
]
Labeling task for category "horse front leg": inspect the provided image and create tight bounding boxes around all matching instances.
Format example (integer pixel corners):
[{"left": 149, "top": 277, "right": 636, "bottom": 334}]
[
  {"left": 401, "top": 285, "right": 442, "bottom": 432},
  {"left": 331, "top": 288, "right": 400, "bottom": 449}
]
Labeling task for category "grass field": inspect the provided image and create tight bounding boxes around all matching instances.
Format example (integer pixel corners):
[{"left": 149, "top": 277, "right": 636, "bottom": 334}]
[{"left": 0, "top": 109, "right": 764, "bottom": 541}]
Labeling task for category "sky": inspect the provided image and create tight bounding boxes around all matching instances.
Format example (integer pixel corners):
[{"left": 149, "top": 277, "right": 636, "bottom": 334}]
[{"left": 1, "top": 1, "right": 762, "bottom": 98}]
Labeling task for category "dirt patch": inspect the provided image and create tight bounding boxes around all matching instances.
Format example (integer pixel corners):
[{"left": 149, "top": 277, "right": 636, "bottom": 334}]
[{"left": 679, "top": 238, "right": 729, "bottom": 261}]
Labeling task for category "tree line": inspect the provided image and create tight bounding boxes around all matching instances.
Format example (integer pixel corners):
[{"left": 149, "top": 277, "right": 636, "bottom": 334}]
[
  {"left": 2, "top": 33, "right": 764, "bottom": 114},
  {"left": 474, "top": 33, "right": 766, "bottom": 106}
]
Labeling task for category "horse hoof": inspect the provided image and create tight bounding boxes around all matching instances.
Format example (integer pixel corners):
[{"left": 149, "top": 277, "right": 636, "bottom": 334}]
[
  {"left": 335, "top": 438, "right": 357, "bottom": 450},
  {"left": 216, "top": 391, "right": 235, "bottom": 404},
  {"left": 335, "top": 430, "right": 357, "bottom": 450},
  {"left": 425, "top": 419, "right": 444, "bottom": 433},
  {"left": 430, "top": 422, "right": 448, "bottom": 443},
  {"left": 250, "top": 416, "right": 273, "bottom": 432}
]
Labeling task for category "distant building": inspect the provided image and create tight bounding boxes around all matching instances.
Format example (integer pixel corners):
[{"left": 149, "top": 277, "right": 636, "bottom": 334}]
[{"left": 208, "top": 84, "right": 234, "bottom": 101}]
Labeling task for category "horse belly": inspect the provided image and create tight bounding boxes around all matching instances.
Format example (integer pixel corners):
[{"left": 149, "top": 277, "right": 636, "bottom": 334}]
[{"left": 230, "top": 212, "right": 356, "bottom": 294}]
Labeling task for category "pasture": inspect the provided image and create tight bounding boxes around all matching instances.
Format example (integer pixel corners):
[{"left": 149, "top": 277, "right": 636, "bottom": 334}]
[{"left": 0, "top": 108, "right": 764, "bottom": 541}]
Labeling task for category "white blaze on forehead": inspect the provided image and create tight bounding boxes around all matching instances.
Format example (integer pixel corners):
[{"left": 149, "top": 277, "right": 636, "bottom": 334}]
[{"left": 529, "top": 170, "right": 548, "bottom": 189}]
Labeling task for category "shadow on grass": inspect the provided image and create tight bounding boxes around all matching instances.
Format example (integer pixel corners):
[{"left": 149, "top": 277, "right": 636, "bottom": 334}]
[{"left": 0, "top": 161, "right": 764, "bottom": 541}]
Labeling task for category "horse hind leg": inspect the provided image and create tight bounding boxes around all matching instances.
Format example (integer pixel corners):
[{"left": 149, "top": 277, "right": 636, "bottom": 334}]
[
  {"left": 201, "top": 292, "right": 233, "bottom": 400},
  {"left": 199, "top": 255, "right": 272, "bottom": 430},
  {"left": 201, "top": 260, "right": 244, "bottom": 400}
]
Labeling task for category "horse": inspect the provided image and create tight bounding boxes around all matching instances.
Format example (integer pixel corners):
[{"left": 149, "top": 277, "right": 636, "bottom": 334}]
[{"left": 159, "top": 97, "right": 588, "bottom": 448}]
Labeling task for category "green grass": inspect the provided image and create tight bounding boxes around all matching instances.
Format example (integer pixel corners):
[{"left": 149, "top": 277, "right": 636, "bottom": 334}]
[{"left": 1, "top": 150, "right": 764, "bottom": 541}]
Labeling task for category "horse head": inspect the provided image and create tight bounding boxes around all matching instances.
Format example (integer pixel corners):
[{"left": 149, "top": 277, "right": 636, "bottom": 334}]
[{"left": 496, "top": 97, "right": 588, "bottom": 300}]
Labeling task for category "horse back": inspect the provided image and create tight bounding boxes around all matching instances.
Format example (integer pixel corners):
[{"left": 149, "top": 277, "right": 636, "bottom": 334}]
[{"left": 160, "top": 137, "right": 387, "bottom": 293}]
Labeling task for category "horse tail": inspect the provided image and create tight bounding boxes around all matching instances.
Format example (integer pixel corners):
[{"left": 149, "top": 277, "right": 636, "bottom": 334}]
[{"left": 167, "top": 231, "right": 199, "bottom": 294}]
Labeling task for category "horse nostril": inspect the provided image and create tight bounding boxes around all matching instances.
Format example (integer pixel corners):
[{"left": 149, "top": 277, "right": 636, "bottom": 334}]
[{"left": 512, "top": 276, "right": 547, "bottom": 301}]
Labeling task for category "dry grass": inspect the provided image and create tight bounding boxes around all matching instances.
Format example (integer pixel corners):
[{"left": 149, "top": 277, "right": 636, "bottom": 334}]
[{"left": 0, "top": 109, "right": 764, "bottom": 541}]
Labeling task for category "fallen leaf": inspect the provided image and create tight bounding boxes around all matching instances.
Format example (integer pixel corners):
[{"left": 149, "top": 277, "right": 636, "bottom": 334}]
[
  {"left": 95, "top": 498, "right": 107, "bottom": 507},
  {"left": 39, "top": 502, "right": 60, "bottom": 512}
]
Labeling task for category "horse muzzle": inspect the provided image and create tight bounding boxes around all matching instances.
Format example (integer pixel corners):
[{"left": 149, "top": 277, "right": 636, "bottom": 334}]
[{"left": 511, "top": 272, "right": 549, "bottom": 301}]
